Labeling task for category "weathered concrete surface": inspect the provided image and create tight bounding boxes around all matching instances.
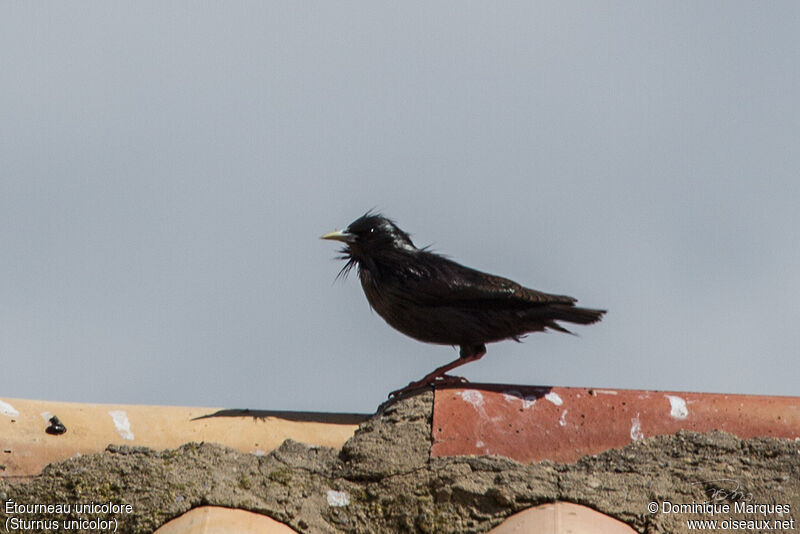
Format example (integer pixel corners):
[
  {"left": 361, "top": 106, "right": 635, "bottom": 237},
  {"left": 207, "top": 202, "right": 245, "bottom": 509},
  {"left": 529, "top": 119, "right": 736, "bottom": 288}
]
[{"left": 1, "top": 391, "right": 799, "bottom": 533}]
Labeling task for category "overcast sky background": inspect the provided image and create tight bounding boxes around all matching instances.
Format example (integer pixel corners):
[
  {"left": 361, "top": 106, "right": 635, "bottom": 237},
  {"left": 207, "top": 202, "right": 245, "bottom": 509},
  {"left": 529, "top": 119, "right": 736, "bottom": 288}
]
[{"left": 1, "top": 3, "right": 798, "bottom": 414}]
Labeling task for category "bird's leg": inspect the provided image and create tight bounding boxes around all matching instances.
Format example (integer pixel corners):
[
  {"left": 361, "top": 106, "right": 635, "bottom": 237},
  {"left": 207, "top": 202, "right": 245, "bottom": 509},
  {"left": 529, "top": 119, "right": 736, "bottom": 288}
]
[{"left": 387, "top": 344, "right": 487, "bottom": 399}]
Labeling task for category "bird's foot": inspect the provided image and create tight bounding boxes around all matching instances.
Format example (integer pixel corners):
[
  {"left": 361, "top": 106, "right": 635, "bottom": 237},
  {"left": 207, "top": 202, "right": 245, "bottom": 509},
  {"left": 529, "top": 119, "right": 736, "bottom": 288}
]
[
  {"left": 378, "top": 374, "right": 470, "bottom": 413},
  {"left": 387, "top": 373, "right": 469, "bottom": 400}
]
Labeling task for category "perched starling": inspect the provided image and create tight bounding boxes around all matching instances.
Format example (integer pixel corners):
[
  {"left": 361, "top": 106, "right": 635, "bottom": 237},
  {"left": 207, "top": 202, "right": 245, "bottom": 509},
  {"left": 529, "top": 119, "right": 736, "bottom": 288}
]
[{"left": 322, "top": 212, "right": 606, "bottom": 398}]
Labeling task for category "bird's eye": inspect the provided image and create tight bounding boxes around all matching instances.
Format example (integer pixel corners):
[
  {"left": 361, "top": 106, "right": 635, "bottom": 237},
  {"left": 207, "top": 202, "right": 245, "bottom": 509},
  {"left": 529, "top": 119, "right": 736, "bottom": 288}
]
[{"left": 369, "top": 227, "right": 375, "bottom": 233}]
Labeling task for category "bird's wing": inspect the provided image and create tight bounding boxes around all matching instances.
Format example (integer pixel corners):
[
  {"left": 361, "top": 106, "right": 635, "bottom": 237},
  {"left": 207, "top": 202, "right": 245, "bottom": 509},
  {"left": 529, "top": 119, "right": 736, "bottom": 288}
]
[{"left": 397, "top": 253, "right": 576, "bottom": 309}]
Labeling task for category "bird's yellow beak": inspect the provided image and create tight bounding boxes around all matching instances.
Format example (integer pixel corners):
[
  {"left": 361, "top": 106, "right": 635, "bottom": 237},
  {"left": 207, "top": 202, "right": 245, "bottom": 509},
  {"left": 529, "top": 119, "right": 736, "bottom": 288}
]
[{"left": 320, "top": 229, "right": 354, "bottom": 242}]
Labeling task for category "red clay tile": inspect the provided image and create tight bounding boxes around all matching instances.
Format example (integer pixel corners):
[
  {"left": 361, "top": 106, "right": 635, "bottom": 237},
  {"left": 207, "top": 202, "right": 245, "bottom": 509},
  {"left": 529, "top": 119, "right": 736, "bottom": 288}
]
[{"left": 431, "top": 385, "right": 800, "bottom": 463}]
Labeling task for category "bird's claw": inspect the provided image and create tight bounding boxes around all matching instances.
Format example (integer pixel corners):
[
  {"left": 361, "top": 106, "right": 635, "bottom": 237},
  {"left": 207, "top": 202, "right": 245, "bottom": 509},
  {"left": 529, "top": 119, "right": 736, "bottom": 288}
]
[{"left": 386, "top": 373, "right": 470, "bottom": 400}]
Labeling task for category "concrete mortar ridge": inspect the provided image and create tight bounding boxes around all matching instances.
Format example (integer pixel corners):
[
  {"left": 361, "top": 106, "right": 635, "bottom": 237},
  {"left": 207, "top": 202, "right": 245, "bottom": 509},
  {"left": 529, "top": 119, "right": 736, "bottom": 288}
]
[{"left": 1, "top": 390, "right": 799, "bottom": 533}]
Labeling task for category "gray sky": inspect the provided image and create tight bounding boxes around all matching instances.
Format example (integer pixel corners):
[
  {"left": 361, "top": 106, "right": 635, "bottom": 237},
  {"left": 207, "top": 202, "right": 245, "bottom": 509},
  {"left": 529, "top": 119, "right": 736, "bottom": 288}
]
[{"left": 2, "top": 3, "right": 798, "bottom": 413}]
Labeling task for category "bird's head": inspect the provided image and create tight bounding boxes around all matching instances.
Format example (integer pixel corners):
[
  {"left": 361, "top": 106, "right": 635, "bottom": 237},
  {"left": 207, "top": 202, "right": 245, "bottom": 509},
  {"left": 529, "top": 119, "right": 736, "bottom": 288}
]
[{"left": 321, "top": 212, "right": 417, "bottom": 275}]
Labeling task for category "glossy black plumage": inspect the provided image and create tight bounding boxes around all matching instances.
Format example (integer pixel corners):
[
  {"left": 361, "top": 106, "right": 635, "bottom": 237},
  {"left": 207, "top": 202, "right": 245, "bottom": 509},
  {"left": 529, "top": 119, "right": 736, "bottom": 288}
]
[{"left": 322, "top": 212, "right": 606, "bottom": 396}]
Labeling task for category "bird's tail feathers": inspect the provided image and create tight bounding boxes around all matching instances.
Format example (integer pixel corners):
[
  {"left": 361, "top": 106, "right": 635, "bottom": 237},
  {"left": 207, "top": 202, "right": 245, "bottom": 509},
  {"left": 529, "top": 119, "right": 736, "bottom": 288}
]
[{"left": 547, "top": 305, "right": 606, "bottom": 332}]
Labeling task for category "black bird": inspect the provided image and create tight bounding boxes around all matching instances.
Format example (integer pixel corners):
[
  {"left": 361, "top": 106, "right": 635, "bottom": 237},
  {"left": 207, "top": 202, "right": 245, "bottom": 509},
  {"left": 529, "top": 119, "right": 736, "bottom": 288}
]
[{"left": 322, "top": 212, "right": 606, "bottom": 398}]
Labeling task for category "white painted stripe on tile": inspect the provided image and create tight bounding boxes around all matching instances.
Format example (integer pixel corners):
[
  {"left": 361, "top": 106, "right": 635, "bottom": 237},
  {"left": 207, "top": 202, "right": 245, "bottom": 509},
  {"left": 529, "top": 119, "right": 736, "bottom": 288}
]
[
  {"left": 108, "top": 410, "right": 135, "bottom": 440},
  {"left": 0, "top": 400, "right": 20, "bottom": 417},
  {"left": 460, "top": 390, "right": 484, "bottom": 407},
  {"left": 544, "top": 392, "right": 563, "bottom": 406},
  {"left": 630, "top": 413, "right": 644, "bottom": 441},
  {"left": 665, "top": 395, "right": 689, "bottom": 419}
]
